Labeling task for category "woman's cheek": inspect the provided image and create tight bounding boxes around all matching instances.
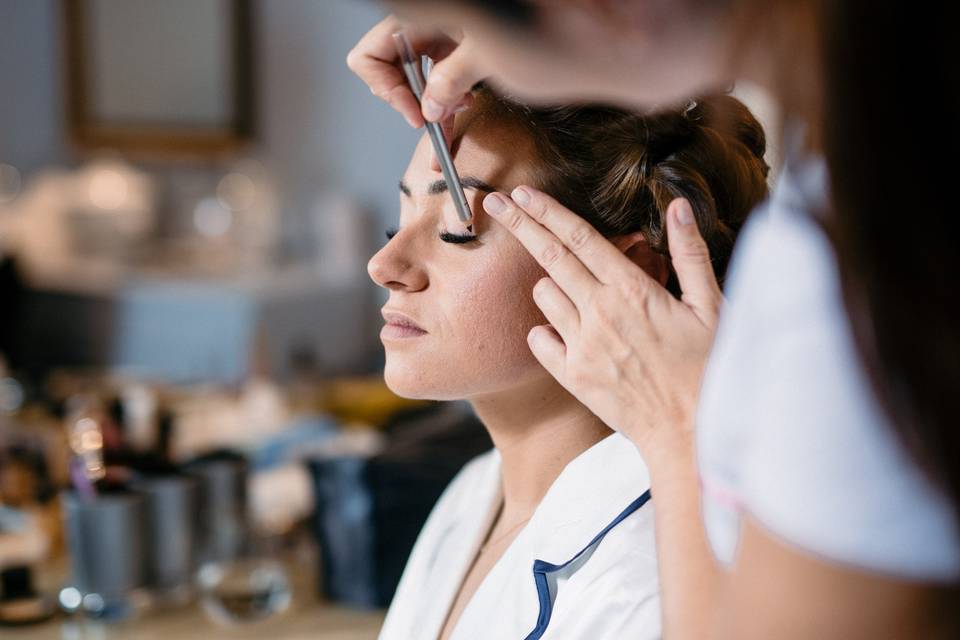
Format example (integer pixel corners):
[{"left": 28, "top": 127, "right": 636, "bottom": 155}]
[{"left": 468, "top": 252, "right": 544, "bottom": 339}]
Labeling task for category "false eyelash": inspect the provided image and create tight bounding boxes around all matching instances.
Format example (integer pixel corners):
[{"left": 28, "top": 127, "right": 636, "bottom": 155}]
[
  {"left": 439, "top": 231, "right": 478, "bottom": 244},
  {"left": 385, "top": 227, "right": 399, "bottom": 240}
]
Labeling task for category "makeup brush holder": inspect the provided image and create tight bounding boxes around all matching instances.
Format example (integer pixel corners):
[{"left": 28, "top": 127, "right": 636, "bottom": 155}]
[
  {"left": 187, "top": 457, "right": 249, "bottom": 565},
  {"left": 132, "top": 474, "right": 199, "bottom": 602},
  {"left": 61, "top": 490, "right": 147, "bottom": 618}
]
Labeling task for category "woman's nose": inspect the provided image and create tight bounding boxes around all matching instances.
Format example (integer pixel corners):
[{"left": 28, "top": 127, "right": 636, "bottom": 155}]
[{"left": 367, "top": 230, "right": 428, "bottom": 292}]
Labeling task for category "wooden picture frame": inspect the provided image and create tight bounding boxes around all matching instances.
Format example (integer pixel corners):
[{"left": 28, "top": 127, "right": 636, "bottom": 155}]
[{"left": 63, "top": 0, "right": 255, "bottom": 158}]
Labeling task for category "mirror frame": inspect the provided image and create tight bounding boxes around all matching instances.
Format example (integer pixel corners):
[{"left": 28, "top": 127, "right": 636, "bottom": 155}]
[{"left": 62, "top": 0, "right": 256, "bottom": 157}]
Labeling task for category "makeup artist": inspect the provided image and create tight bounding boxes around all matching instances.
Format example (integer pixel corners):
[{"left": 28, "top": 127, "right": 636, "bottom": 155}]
[{"left": 348, "top": 2, "right": 960, "bottom": 639}]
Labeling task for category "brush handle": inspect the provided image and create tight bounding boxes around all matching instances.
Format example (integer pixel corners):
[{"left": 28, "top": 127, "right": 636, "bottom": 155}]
[{"left": 392, "top": 32, "right": 473, "bottom": 225}]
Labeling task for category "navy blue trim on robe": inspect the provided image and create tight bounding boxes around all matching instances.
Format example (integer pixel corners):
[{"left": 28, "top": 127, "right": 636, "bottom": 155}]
[{"left": 524, "top": 489, "right": 653, "bottom": 640}]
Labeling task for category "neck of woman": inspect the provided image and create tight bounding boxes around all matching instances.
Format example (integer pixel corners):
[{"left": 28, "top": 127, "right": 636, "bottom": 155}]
[{"left": 469, "top": 375, "right": 613, "bottom": 526}]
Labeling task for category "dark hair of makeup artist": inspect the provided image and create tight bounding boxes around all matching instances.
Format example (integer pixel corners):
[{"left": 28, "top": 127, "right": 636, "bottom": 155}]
[{"left": 465, "top": 87, "right": 770, "bottom": 295}]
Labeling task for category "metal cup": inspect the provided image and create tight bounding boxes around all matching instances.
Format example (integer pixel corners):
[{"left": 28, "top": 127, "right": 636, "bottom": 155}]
[
  {"left": 132, "top": 474, "right": 199, "bottom": 599},
  {"left": 61, "top": 490, "right": 147, "bottom": 613},
  {"left": 187, "top": 458, "right": 249, "bottom": 564}
]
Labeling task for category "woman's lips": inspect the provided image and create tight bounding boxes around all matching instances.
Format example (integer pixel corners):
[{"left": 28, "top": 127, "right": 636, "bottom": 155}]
[{"left": 381, "top": 310, "right": 428, "bottom": 340}]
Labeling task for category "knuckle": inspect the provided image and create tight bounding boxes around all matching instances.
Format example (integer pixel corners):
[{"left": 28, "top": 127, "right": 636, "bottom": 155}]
[
  {"left": 567, "top": 223, "right": 592, "bottom": 253},
  {"left": 594, "top": 308, "right": 618, "bottom": 335},
  {"left": 566, "top": 366, "right": 589, "bottom": 390},
  {"left": 538, "top": 242, "right": 566, "bottom": 268},
  {"left": 677, "top": 237, "right": 712, "bottom": 263},
  {"left": 505, "top": 209, "right": 525, "bottom": 232},
  {"left": 528, "top": 197, "right": 550, "bottom": 222},
  {"left": 621, "top": 274, "right": 648, "bottom": 300}
]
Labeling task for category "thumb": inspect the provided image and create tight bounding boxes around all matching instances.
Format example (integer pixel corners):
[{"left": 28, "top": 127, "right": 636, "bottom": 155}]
[
  {"left": 666, "top": 198, "right": 723, "bottom": 325},
  {"left": 421, "top": 39, "right": 484, "bottom": 122}
]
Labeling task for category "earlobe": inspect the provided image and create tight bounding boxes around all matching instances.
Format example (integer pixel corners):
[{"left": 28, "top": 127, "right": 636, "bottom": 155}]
[{"left": 616, "top": 232, "right": 671, "bottom": 288}]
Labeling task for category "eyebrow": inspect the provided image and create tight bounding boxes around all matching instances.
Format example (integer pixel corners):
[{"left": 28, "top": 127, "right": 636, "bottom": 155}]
[{"left": 398, "top": 176, "right": 499, "bottom": 197}]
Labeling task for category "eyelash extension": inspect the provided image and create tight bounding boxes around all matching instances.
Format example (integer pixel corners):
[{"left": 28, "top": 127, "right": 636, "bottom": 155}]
[
  {"left": 439, "top": 231, "right": 478, "bottom": 244},
  {"left": 385, "top": 228, "right": 477, "bottom": 244}
]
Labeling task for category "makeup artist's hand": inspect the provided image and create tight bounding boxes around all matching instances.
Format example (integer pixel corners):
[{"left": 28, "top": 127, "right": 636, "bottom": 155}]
[
  {"left": 482, "top": 187, "right": 722, "bottom": 457},
  {"left": 346, "top": 15, "right": 485, "bottom": 128}
]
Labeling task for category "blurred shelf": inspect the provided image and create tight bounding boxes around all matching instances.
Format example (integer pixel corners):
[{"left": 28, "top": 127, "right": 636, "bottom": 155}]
[{"left": 17, "top": 260, "right": 379, "bottom": 381}]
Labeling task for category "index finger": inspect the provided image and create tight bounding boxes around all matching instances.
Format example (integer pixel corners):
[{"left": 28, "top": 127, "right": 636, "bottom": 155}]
[
  {"left": 507, "top": 186, "right": 639, "bottom": 285},
  {"left": 483, "top": 192, "right": 601, "bottom": 308},
  {"left": 346, "top": 17, "right": 422, "bottom": 127}
]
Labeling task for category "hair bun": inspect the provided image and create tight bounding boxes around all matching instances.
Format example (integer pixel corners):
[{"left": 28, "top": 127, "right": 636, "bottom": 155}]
[
  {"left": 468, "top": 88, "right": 771, "bottom": 293},
  {"left": 691, "top": 94, "right": 768, "bottom": 164}
]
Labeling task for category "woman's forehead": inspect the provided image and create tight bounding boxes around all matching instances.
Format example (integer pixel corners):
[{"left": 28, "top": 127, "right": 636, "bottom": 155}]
[{"left": 404, "top": 119, "right": 537, "bottom": 192}]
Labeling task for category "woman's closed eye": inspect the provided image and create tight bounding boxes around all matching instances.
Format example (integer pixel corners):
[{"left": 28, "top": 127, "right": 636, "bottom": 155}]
[
  {"left": 439, "top": 231, "right": 478, "bottom": 245},
  {"left": 384, "top": 228, "right": 479, "bottom": 245}
]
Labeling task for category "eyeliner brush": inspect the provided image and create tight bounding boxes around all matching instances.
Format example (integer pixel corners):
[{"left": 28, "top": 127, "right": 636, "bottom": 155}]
[{"left": 393, "top": 31, "right": 474, "bottom": 233}]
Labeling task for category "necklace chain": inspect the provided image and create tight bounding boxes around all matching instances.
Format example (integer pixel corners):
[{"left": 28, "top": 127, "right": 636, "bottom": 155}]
[{"left": 479, "top": 516, "right": 531, "bottom": 554}]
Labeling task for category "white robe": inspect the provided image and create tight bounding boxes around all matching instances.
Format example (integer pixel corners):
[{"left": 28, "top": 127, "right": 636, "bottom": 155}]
[{"left": 378, "top": 433, "right": 661, "bottom": 640}]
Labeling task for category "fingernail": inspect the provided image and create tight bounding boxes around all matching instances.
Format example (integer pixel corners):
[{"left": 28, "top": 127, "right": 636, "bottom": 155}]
[
  {"left": 511, "top": 186, "right": 531, "bottom": 207},
  {"left": 676, "top": 200, "right": 695, "bottom": 226},
  {"left": 422, "top": 97, "right": 444, "bottom": 122},
  {"left": 484, "top": 192, "right": 508, "bottom": 216}
]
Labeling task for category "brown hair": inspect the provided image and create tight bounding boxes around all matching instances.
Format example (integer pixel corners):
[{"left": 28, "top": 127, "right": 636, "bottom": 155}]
[{"left": 465, "top": 88, "right": 770, "bottom": 294}]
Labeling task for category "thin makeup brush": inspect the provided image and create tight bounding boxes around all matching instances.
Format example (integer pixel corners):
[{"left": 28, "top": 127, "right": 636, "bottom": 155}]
[{"left": 393, "top": 31, "right": 474, "bottom": 233}]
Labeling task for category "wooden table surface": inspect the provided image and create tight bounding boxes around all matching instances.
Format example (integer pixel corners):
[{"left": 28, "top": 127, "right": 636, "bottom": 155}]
[
  {"left": 4, "top": 604, "right": 385, "bottom": 640},
  {"left": 5, "top": 552, "right": 385, "bottom": 640}
]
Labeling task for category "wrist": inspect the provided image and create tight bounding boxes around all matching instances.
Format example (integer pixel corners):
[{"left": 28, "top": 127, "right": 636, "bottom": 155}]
[{"left": 633, "top": 427, "right": 698, "bottom": 484}]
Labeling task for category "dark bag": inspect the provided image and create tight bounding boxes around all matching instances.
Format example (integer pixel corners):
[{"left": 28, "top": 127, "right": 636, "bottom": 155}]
[{"left": 308, "top": 402, "right": 490, "bottom": 608}]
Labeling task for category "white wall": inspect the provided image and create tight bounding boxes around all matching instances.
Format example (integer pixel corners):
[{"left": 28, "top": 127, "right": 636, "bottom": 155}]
[
  {"left": 256, "top": 0, "right": 418, "bottom": 231},
  {"left": 0, "top": 0, "right": 418, "bottom": 235},
  {"left": 0, "top": 0, "right": 68, "bottom": 175}
]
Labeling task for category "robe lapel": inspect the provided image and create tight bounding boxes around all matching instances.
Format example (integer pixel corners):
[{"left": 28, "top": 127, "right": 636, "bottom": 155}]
[
  {"left": 413, "top": 452, "right": 504, "bottom": 640},
  {"left": 449, "top": 434, "right": 651, "bottom": 640}
]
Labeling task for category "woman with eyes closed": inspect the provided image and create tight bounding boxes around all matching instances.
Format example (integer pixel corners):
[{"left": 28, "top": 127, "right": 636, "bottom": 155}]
[{"left": 369, "top": 88, "right": 769, "bottom": 640}]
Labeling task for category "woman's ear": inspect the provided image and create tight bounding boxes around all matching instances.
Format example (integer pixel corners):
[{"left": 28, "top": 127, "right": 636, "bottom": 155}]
[{"left": 613, "top": 232, "right": 671, "bottom": 288}]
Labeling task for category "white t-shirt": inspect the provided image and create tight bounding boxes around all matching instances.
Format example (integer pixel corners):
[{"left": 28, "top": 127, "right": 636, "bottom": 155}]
[{"left": 696, "top": 147, "right": 960, "bottom": 582}]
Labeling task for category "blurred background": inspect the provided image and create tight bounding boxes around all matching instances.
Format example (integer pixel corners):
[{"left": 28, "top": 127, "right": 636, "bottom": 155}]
[{"left": 0, "top": 1, "right": 496, "bottom": 637}]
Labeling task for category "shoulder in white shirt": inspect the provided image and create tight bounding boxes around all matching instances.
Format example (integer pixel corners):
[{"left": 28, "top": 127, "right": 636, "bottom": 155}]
[{"left": 697, "top": 149, "right": 960, "bottom": 582}]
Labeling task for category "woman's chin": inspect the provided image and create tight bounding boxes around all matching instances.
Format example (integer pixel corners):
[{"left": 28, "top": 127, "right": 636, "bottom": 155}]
[{"left": 383, "top": 365, "right": 467, "bottom": 401}]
